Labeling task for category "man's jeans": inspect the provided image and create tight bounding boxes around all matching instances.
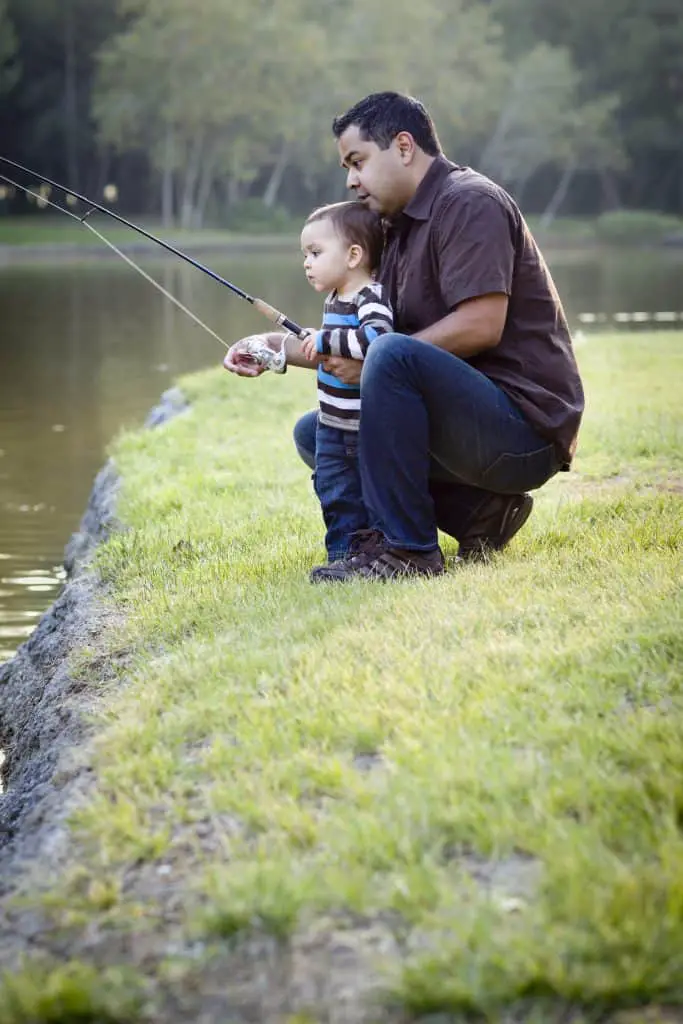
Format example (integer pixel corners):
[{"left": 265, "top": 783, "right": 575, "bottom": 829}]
[
  {"left": 314, "top": 423, "right": 368, "bottom": 561},
  {"left": 294, "top": 334, "right": 562, "bottom": 551}
]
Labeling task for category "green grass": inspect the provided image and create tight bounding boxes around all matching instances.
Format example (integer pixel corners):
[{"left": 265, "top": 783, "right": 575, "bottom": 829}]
[
  {"left": 0, "top": 215, "right": 295, "bottom": 248},
  {"left": 0, "top": 961, "right": 145, "bottom": 1023},
  {"left": 527, "top": 212, "right": 683, "bottom": 247},
  {"left": 2, "top": 333, "right": 682, "bottom": 1021},
  {"left": 4, "top": 211, "right": 683, "bottom": 250}
]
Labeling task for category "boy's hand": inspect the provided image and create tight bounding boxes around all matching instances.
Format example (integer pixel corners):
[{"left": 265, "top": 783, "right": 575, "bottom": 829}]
[{"left": 301, "top": 329, "right": 320, "bottom": 363}]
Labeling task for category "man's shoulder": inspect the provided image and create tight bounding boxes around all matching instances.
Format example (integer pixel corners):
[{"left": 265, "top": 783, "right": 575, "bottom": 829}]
[{"left": 437, "top": 165, "right": 520, "bottom": 218}]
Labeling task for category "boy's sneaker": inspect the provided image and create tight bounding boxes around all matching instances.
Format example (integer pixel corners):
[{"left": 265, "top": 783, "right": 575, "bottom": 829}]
[{"left": 311, "top": 530, "right": 444, "bottom": 582}]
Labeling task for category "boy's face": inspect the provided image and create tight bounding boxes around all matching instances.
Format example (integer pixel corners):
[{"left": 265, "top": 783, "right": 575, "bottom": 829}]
[
  {"left": 337, "top": 125, "right": 414, "bottom": 216},
  {"left": 300, "top": 218, "right": 355, "bottom": 293}
]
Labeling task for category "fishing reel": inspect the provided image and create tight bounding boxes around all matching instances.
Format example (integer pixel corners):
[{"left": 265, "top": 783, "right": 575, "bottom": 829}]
[{"left": 241, "top": 335, "right": 288, "bottom": 374}]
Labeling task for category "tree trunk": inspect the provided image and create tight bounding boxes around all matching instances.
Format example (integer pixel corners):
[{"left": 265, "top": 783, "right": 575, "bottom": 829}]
[
  {"left": 513, "top": 169, "right": 534, "bottom": 209},
  {"left": 93, "top": 146, "right": 110, "bottom": 198},
  {"left": 226, "top": 176, "right": 243, "bottom": 208},
  {"left": 263, "top": 141, "right": 289, "bottom": 208},
  {"left": 179, "top": 131, "right": 205, "bottom": 230},
  {"left": 600, "top": 169, "right": 622, "bottom": 210},
  {"left": 161, "top": 123, "right": 175, "bottom": 228},
  {"left": 63, "top": 0, "right": 78, "bottom": 188},
  {"left": 539, "top": 160, "right": 577, "bottom": 229},
  {"left": 478, "top": 67, "right": 522, "bottom": 175},
  {"left": 194, "top": 148, "right": 217, "bottom": 229}
]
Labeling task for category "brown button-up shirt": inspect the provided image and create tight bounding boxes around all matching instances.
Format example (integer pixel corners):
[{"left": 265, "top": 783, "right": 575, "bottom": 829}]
[{"left": 379, "top": 155, "right": 584, "bottom": 465}]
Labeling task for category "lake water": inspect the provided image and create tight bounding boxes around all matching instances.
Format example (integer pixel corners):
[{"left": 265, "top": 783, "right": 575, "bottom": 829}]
[{"left": 1, "top": 245, "right": 682, "bottom": 663}]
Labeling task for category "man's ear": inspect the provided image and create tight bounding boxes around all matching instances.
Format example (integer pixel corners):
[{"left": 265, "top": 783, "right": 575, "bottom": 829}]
[
  {"left": 394, "top": 131, "right": 417, "bottom": 165},
  {"left": 348, "top": 243, "right": 363, "bottom": 268}
]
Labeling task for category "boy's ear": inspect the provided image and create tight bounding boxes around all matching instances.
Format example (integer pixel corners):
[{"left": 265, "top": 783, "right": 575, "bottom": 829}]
[{"left": 348, "top": 243, "right": 363, "bottom": 268}]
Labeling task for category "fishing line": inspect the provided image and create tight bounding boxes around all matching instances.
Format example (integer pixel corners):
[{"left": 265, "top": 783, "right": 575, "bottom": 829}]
[
  {"left": 0, "top": 155, "right": 305, "bottom": 339},
  {"left": 0, "top": 171, "right": 231, "bottom": 349}
]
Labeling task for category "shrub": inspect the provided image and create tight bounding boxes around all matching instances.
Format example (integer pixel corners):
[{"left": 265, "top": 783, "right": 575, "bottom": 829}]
[
  {"left": 595, "top": 209, "right": 683, "bottom": 245},
  {"left": 223, "top": 198, "right": 299, "bottom": 235}
]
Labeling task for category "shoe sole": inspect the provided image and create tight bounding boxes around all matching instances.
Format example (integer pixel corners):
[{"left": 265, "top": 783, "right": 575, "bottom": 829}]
[{"left": 310, "top": 554, "right": 445, "bottom": 583}]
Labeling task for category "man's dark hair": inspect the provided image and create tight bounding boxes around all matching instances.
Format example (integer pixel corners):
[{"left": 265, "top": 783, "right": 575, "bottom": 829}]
[
  {"left": 332, "top": 91, "right": 442, "bottom": 156},
  {"left": 305, "top": 201, "right": 385, "bottom": 274}
]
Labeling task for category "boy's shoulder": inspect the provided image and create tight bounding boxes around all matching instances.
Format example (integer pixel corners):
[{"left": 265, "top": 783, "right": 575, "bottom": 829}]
[
  {"left": 325, "top": 282, "right": 391, "bottom": 314},
  {"left": 354, "top": 280, "right": 388, "bottom": 305}
]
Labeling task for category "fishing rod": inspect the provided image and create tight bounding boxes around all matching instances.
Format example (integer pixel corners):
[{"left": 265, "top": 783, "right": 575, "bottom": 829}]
[
  {"left": 1, "top": 169, "right": 237, "bottom": 350},
  {"left": 0, "top": 156, "right": 305, "bottom": 345}
]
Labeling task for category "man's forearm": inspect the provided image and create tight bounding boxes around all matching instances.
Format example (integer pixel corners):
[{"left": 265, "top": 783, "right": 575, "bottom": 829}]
[{"left": 412, "top": 295, "right": 507, "bottom": 358}]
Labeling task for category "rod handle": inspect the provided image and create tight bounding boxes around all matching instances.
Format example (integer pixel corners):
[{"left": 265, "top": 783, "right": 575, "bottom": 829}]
[{"left": 253, "top": 298, "right": 305, "bottom": 338}]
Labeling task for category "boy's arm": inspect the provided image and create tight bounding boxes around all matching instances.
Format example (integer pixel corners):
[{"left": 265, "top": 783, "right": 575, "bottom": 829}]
[{"left": 317, "top": 286, "right": 393, "bottom": 360}]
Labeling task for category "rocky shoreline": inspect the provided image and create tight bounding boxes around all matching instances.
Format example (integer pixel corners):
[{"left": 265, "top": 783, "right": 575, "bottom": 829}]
[
  {"left": 0, "top": 384, "right": 407, "bottom": 1022},
  {"left": 0, "top": 388, "right": 188, "bottom": 906}
]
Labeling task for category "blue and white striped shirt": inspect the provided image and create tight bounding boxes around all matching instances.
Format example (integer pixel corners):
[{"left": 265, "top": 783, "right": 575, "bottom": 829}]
[{"left": 315, "top": 281, "right": 393, "bottom": 431}]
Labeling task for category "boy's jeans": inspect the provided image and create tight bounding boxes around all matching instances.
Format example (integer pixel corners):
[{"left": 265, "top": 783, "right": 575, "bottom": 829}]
[
  {"left": 296, "top": 335, "right": 562, "bottom": 552},
  {"left": 314, "top": 422, "right": 368, "bottom": 561}
]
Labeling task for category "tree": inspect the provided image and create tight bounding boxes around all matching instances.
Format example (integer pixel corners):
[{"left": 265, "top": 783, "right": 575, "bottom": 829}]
[
  {"left": 4, "top": 0, "right": 119, "bottom": 188},
  {"left": 268, "top": 0, "right": 510, "bottom": 208},
  {"left": 327, "top": 0, "right": 508, "bottom": 157},
  {"left": 479, "top": 45, "right": 624, "bottom": 217},
  {"left": 488, "top": 0, "right": 683, "bottom": 211},
  {"left": 0, "top": 0, "right": 19, "bottom": 96},
  {"left": 94, "top": 0, "right": 328, "bottom": 227}
]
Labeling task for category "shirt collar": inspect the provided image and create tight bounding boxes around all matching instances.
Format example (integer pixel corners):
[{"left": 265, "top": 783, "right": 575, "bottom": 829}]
[{"left": 401, "top": 154, "right": 458, "bottom": 222}]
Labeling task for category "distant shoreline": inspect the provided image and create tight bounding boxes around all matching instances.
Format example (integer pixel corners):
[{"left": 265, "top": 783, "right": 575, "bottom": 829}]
[
  {"left": 0, "top": 233, "right": 299, "bottom": 265},
  {"left": 2, "top": 227, "right": 683, "bottom": 266}
]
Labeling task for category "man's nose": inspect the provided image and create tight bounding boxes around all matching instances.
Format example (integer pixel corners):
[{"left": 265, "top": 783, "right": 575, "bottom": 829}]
[{"left": 346, "top": 167, "right": 359, "bottom": 190}]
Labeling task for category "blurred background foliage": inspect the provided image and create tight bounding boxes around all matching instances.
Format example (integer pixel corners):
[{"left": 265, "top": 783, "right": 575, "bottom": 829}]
[{"left": 1, "top": 0, "right": 681, "bottom": 231}]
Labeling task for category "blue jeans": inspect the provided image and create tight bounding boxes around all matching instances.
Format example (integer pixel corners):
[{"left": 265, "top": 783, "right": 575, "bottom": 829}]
[
  {"left": 294, "top": 334, "right": 562, "bottom": 551},
  {"left": 314, "top": 423, "right": 369, "bottom": 561}
]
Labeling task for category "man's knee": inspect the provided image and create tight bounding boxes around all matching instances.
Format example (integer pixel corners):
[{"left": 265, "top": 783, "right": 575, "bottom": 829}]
[{"left": 362, "top": 332, "right": 416, "bottom": 385}]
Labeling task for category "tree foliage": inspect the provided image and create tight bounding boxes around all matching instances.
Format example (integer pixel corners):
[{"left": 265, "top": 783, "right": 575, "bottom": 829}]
[
  {"left": 1, "top": 0, "right": 681, "bottom": 220},
  {"left": 0, "top": 0, "right": 19, "bottom": 95}
]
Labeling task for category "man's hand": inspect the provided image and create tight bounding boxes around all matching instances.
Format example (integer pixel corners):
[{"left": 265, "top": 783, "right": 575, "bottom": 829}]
[
  {"left": 301, "top": 329, "right": 320, "bottom": 363},
  {"left": 323, "top": 356, "right": 363, "bottom": 385},
  {"left": 223, "top": 333, "right": 287, "bottom": 377}
]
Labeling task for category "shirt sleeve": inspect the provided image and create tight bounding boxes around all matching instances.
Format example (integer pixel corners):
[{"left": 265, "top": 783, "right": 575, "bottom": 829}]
[
  {"left": 435, "top": 192, "right": 516, "bottom": 310},
  {"left": 316, "top": 285, "right": 394, "bottom": 360}
]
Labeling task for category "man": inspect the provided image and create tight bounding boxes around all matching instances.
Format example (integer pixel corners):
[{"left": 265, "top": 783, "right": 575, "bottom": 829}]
[{"left": 224, "top": 91, "right": 584, "bottom": 582}]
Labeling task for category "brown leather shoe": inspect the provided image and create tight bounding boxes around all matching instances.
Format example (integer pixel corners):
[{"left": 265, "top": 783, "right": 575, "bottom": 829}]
[
  {"left": 457, "top": 493, "right": 533, "bottom": 563},
  {"left": 311, "top": 534, "right": 444, "bottom": 582}
]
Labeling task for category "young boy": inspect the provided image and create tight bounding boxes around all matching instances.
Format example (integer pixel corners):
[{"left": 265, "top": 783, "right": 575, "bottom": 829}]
[{"left": 298, "top": 201, "right": 393, "bottom": 564}]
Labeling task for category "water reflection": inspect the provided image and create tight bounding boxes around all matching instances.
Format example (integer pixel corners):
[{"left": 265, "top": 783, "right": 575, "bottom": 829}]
[
  {"left": 0, "top": 246, "right": 682, "bottom": 665},
  {"left": 579, "top": 310, "right": 683, "bottom": 326},
  {"left": 0, "top": 561, "right": 65, "bottom": 661}
]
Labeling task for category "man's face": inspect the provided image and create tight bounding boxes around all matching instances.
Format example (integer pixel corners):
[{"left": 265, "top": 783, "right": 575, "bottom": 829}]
[{"left": 337, "top": 125, "right": 413, "bottom": 216}]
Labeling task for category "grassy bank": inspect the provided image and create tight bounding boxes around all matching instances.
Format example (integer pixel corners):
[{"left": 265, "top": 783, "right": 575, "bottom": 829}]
[
  {"left": 1, "top": 333, "right": 682, "bottom": 1022},
  {"left": 0, "top": 215, "right": 295, "bottom": 250},
  {"left": 2, "top": 210, "right": 683, "bottom": 251}
]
